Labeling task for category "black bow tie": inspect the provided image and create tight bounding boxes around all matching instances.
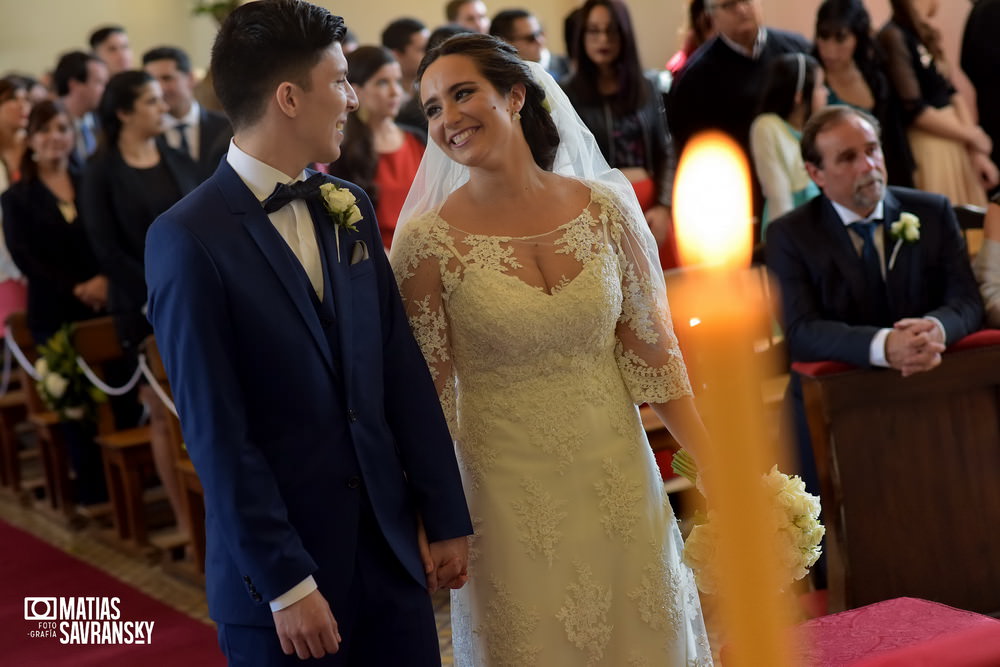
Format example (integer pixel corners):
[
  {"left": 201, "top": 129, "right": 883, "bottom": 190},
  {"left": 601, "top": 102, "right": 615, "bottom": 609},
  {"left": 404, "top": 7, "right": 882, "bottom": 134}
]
[{"left": 262, "top": 173, "right": 327, "bottom": 214}]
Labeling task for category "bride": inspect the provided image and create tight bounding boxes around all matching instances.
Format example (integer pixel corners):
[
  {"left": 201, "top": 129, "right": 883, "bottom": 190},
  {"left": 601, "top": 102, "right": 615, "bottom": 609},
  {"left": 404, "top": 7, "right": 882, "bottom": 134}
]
[{"left": 390, "top": 34, "right": 714, "bottom": 665}]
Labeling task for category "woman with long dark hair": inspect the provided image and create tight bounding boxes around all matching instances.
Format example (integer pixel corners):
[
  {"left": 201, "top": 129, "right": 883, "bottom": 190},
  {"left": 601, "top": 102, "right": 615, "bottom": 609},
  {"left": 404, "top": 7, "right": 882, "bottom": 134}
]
[
  {"left": 80, "top": 70, "right": 197, "bottom": 348},
  {"left": 814, "top": 0, "right": 914, "bottom": 187},
  {"left": 0, "top": 76, "right": 31, "bottom": 330},
  {"left": 879, "top": 0, "right": 997, "bottom": 205},
  {"left": 328, "top": 46, "right": 425, "bottom": 250},
  {"left": 561, "top": 0, "right": 678, "bottom": 268}
]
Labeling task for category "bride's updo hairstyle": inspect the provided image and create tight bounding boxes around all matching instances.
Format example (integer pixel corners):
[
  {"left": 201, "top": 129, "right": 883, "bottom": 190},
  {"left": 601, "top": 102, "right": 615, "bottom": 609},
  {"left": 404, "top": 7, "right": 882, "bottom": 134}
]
[{"left": 416, "top": 33, "right": 560, "bottom": 171}]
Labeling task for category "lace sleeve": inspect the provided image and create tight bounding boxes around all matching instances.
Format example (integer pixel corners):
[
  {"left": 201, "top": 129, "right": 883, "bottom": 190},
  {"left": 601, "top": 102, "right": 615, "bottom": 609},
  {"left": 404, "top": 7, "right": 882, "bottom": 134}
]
[
  {"left": 602, "top": 191, "right": 693, "bottom": 404},
  {"left": 389, "top": 215, "right": 458, "bottom": 435}
]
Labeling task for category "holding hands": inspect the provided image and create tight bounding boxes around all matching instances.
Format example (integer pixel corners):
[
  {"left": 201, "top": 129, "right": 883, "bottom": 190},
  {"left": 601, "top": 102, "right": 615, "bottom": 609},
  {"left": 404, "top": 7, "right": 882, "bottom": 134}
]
[
  {"left": 886, "top": 317, "right": 946, "bottom": 377},
  {"left": 418, "top": 520, "right": 470, "bottom": 593}
]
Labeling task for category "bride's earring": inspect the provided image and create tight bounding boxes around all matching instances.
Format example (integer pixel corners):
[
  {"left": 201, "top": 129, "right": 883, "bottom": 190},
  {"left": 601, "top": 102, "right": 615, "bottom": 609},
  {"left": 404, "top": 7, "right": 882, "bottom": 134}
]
[{"left": 512, "top": 110, "right": 521, "bottom": 121}]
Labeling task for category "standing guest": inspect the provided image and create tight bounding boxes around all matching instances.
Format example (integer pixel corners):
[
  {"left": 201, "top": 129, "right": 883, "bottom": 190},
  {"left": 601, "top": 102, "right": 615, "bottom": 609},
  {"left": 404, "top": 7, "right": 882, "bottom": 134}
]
[
  {"left": 490, "top": 9, "right": 570, "bottom": 81},
  {"left": 815, "top": 0, "right": 914, "bottom": 188},
  {"left": 1, "top": 101, "right": 106, "bottom": 348},
  {"left": 0, "top": 76, "right": 31, "bottom": 186},
  {"left": 392, "top": 33, "right": 712, "bottom": 664},
  {"left": 766, "top": 105, "right": 983, "bottom": 497},
  {"left": 666, "top": 0, "right": 716, "bottom": 75},
  {"left": 961, "top": 0, "right": 1000, "bottom": 197},
  {"left": 0, "top": 76, "right": 30, "bottom": 332},
  {"left": 329, "top": 46, "right": 425, "bottom": 250},
  {"left": 382, "top": 18, "right": 430, "bottom": 128},
  {"left": 89, "top": 25, "right": 134, "bottom": 75},
  {"left": 81, "top": 71, "right": 198, "bottom": 350},
  {"left": 143, "top": 46, "right": 232, "bottom": 181},
  {"left": 668, "top": 0, "right": 810, "bottom": 215},
  {"left": 53, "top": 51, "right": 108, "bottom": 167},
  {"left": 446, "top": 0, "right": 490, "bottom": 34},
  {"left": 144, "top": 1, "right": 472, "bottom": 664},
  {"left": 381, "top": 18, "right": 429, "bottom": 104},
  {"left": 2, "top": 100, "right": 109, "bottom": 505},
  {"left": 879, "top": 0, "right": 998, "bottom": 206},
  {"left": 751, "top": 53, "right": 826, "bottom": 233},
  {"left": 562, "top": 0, "right": 678, "bottom": 267}
]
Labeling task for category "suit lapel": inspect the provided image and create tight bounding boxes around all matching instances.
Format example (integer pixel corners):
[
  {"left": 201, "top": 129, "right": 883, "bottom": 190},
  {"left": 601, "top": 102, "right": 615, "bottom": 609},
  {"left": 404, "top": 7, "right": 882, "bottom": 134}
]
[
  {"left": 882, "top": 189, "right": 912, "bottom": 315},
  {"left": 215, "top": 163, "right": 337, "bottom": 377},
  {"left": 308, "top": 196, "right": 354, "bottom": 385},
  {"left": 817, "top": 197, "right": 868, "bottom": 305}
]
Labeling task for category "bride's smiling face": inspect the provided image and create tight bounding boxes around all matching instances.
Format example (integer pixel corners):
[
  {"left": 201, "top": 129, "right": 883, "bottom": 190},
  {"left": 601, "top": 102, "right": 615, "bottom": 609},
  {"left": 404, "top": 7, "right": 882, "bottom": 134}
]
[{"left": 419, "top": 54, "right": 524, "bottom": 168}]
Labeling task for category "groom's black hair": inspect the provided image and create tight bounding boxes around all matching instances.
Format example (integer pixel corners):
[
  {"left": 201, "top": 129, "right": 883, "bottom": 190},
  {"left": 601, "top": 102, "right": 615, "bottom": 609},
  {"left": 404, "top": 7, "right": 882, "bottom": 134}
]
[
  {"left": 416, "top": 33, "right": 560, "bottom": 171},
  {"left": 211, "top": 0, "right": 346, "bottom": 131}
]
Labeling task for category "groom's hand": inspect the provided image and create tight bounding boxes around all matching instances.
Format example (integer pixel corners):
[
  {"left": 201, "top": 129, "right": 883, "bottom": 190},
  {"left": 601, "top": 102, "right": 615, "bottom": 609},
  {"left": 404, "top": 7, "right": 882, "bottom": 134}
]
[
  {"left": 273, "top": 589, "right": 341, "bottom": 659},
  {"left": 428, "top": 536, "right": 470, "bottom": 591}
]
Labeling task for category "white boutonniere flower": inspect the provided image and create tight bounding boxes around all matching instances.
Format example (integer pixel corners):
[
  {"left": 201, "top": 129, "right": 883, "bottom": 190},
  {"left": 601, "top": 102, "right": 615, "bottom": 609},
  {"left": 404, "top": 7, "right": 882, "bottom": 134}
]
[
  {"left": 319, "top": 183, "right": 363, "bottom": 260},
  {"left": 887, "top": 212, "right": 920, "bottom": 271}
]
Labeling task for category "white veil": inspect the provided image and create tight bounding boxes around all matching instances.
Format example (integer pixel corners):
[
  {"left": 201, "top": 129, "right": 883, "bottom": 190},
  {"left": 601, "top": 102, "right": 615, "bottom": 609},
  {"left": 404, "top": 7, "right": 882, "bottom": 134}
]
[{"left": 394, "top": 61, "right": 665, "bottom": 287}]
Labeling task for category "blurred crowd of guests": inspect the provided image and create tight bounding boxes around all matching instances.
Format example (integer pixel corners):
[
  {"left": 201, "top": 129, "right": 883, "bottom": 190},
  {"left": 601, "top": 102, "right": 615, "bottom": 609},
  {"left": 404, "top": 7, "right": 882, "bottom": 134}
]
[{"left": 2, "top": 0, "right": 1000, "bottom": 508}]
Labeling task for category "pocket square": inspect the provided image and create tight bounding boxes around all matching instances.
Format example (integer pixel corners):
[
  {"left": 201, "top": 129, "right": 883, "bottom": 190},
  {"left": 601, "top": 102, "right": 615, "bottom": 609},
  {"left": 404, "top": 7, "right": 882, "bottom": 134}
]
[{"left": 350, "top": 240, "right": 370, "bottom": 265}]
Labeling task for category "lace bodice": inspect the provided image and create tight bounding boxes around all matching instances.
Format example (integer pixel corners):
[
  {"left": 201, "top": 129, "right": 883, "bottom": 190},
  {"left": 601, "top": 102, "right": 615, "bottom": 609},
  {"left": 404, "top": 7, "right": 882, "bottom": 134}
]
[{"left": 391, "top": 181, "right": 691, "bottom": 451}]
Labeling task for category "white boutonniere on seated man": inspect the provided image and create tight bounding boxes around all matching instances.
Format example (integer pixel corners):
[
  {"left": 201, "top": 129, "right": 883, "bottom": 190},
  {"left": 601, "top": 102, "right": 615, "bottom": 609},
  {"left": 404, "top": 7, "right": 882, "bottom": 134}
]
[
  {"left": 887, "top": 212, "right": 920, "bottom": 271},
  {"left": 320, "top": 182, "right": 363, "bottom": 261}
]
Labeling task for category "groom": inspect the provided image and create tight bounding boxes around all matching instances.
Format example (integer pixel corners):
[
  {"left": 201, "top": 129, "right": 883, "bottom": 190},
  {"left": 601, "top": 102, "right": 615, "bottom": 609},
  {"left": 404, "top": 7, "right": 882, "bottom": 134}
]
[{"left": 145, "top": 1, "right": 472, "bottom": 664}]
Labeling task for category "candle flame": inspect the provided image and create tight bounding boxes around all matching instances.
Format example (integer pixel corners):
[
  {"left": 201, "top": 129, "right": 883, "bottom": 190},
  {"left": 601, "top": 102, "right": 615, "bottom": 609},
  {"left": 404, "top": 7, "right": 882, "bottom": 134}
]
[{"left": 673, "top": 131, "right": 753, "bottom": 270}]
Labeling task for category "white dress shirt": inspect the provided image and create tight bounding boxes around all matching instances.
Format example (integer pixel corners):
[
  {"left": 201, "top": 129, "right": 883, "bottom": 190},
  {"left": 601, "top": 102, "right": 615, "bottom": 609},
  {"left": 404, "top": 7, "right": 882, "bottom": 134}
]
[
  {"left": 163, "top": 102, "right": 202, "bottom": 160},
  {"left": 829, "top": 199, "right": 944, "bottom": 366},
  {"left": 226, "top": 140, "right": 324, "bottom": 301}
]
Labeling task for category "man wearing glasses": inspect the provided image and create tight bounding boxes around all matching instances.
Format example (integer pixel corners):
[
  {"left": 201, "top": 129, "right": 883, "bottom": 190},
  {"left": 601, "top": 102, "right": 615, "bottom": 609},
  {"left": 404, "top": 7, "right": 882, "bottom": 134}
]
[
  {"left": 489, "top": 8, "right": 570, "bottom": 81},
  {"left": 668, "top": 0, "right": 809, "bottom": 213}
]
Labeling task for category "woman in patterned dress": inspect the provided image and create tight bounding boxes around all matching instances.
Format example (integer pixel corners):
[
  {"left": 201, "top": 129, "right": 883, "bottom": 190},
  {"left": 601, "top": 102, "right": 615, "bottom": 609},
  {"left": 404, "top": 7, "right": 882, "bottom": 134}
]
[{"left": 390, "top": 34, "right": 713, "bottom": 666}]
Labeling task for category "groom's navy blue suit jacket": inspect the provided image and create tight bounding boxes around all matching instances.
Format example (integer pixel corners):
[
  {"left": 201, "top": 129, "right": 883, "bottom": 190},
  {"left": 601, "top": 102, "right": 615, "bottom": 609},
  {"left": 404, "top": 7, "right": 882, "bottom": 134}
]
[
  {"left": 766, "top": 186, "right": 983, "bottom": 368},
  {"left": 145, "top": 160, "right": 472, "bottom": 627}
]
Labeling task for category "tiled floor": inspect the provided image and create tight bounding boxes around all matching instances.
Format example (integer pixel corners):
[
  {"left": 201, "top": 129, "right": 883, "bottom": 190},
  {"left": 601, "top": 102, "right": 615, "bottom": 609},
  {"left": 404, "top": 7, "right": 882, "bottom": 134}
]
[{"left": 0, "top": 492, "right": 456, "bottom": 664}]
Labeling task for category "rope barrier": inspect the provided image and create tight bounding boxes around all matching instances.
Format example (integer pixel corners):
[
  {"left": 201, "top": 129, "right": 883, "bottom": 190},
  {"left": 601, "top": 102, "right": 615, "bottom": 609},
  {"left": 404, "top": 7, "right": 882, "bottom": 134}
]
[
  {"left": 137, "top": 354, "right": 178, "bottom": 418},
  {"left": 76, "top": 357, "right": 143, "bottom": 396},
  {"left": 5, "top": 334, "right": 41, "bottom": 381}
]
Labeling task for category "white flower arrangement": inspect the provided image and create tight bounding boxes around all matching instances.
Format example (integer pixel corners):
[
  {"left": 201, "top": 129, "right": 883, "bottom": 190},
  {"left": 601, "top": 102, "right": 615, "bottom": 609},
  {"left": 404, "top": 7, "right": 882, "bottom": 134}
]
[
  {"left": 887, "top": 212, "right": 920, "bottom": 271},
  {"left": 673, "top": 450, "right": 824, "bottom": 595}
]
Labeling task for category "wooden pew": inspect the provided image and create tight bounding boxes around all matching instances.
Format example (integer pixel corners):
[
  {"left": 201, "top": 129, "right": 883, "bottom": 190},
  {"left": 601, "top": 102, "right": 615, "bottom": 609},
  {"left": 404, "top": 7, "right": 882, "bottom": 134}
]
[
  {"left": 142, "top": 335, "right": 205, "bottom": 578},
  {"left": 70, "top": 317, "right": 157, "bottom": 549},
  {"left": 4, "top": 312, "right": 81, "bottom": 524},
  {"left": 0, "top": 361, "right": 29, "bottom": 497},
  {"left": 797, "top": 332, "right": 1000, "bottom": 615}
]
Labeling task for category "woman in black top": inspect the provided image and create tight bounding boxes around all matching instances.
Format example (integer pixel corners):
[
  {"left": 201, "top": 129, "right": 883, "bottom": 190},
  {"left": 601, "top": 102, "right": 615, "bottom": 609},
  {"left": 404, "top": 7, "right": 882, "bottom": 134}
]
[
  {"left": 80, "top": 70, "right": 198, "bottom": 348},
  {"left": 814, "top": 0, "right": 915, "bottom": 187},
  {"left": 561, "top": 0, "right": 677, "bottom": 267},
  {"left": 1, "top": 100, "right": 106, "bottom": 343},
  {"left": 879, "top": 0, "right": 997, "bottom": 205}
]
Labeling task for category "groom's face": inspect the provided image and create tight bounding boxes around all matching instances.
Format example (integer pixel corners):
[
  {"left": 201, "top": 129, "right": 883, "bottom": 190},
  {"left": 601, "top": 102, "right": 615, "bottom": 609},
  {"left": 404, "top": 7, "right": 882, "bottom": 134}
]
[{"left": 294, "top": 43, "right": 358, "bottom": 164}]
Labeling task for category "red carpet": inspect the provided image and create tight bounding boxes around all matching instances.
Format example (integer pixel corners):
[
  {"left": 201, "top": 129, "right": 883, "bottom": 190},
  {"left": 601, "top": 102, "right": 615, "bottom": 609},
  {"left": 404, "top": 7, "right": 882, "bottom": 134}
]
[{"left": 0, "top": 519, "right": 224, "bottom": 666}]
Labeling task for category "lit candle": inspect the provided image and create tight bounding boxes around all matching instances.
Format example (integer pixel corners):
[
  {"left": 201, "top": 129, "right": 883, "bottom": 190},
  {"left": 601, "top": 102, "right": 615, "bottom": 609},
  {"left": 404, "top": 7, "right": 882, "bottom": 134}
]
[{"left": 672, "top": 131, "right": 796, "bottom": 667}]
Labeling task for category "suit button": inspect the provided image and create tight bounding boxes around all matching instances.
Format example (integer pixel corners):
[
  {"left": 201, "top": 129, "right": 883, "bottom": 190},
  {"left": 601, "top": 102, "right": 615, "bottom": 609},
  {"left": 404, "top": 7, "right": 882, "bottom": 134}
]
[
  {"left": 347, "top": 475, "right": 361, "bottom": 489},
  {"left": 320, "top": 317, "right": 335, "bottom": 329},
  {"left": 243, "top": 576, "right": 251, "bottom": 584},
  {"left": 251, "top": 593, "right": 262, "bottom": 602},
  {"left": 347, "top": 408, "right": 358, "bottom": 422}
]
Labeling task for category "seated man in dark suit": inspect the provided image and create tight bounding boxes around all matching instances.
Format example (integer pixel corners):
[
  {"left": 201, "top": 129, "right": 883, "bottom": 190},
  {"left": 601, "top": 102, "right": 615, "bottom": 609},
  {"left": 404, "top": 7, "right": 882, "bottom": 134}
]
[
  {"left": 143, "top": 46, "right": 232, "bottom": 181},
  {"left": 766, "top": 105, "right": 983, "bottom": 496}
]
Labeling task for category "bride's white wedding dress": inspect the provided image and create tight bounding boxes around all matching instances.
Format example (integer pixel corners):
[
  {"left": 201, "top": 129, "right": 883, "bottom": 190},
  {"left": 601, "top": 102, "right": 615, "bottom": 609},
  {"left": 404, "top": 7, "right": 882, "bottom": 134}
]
[{"left": 391, "top": 181, "right": 713, "bottom": 666}]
